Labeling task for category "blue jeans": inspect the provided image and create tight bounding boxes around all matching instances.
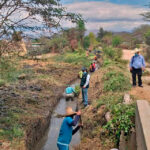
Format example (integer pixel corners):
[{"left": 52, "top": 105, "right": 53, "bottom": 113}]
[
  {"left": 57, "top": 142, "right": 69, "bottom": 150},
  {"left": 82, "top": 88, "right": 88, "bottom": 106}
]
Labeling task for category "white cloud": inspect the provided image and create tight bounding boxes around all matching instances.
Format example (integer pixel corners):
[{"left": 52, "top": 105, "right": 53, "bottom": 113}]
[{"left": 63, "top": 1, "right": 149, "bottom": 32}]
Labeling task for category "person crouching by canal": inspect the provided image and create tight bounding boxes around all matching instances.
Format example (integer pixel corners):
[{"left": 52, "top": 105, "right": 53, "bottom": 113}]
[
  {"left": 80, "top": 67, "right": 90, "bottom": 107},
  {"left": 130, "top": 48, "right": 145, "bottom": 87},
  {"left": 57, "top": 107, "right": 82, "bottom": 150},
  {"left": 65, "top": 85, "right": 75, "bottom": 101}
]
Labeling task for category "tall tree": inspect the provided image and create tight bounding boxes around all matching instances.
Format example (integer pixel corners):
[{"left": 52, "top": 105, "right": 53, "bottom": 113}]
[
  {"left": 0, "top": 0, "right": 82, "bottom": 38},
  {"left": 89, "top": 32, "right": 99, "bottom": 50},
  {"left": 66, "top": 28, "right": 78, "bottom": 52},
  {"left": 97, "top": 27, "right": 105, "bottom": 42},
  {"left": 76, "top": 20, "right": 86, "bottom": 46}
]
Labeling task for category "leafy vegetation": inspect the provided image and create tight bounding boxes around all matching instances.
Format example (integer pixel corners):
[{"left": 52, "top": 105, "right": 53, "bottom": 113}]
[
  {"left": 103, "top": 103, "right": 135, "bottom": 144},
  {"left": 103, "top": 71, "right": 131, "bottom": 92},
  {"left": 112, "top": 36, "right": 122, "bottom": 47},
  {"left": 99, "top": 47, "right": 135, "bottom": 147},
  {"left": 54, "top": 51, "right": 94, "bottom": 67},
  {"left": 103, "top": 46, "right": 122, "bottom": 61}
]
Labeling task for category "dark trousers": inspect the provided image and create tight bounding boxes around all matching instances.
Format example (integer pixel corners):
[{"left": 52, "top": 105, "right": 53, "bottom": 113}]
[{"left": 131, "top": 68, "right": 142, "bottom": 86}]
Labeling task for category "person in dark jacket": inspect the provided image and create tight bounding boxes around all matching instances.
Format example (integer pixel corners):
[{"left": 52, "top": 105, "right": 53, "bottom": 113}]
[
  {"left": 57, "top": 107, "right": 81, "bottom": 150},
  {"left": 80, "top": 67, "right": 90, "bottom": 107}
]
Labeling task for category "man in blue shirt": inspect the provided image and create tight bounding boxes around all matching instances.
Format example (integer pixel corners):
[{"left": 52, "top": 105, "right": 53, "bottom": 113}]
[
  {"left": 130, "top": 48, "right": 146, "bottom": 87},
  {"left": 57, "top": 107, "right": 82, "bottom": 150}
]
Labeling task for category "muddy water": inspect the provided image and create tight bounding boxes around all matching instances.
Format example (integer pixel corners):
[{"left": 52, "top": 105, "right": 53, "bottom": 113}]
[{"left": 35, "top": 83, "right": 80, "bottom": 150}]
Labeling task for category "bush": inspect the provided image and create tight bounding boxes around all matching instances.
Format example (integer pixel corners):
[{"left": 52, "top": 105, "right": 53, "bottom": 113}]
[
  {"left": 103, "top": 71, "right": 131, "bottom": 92},
  {"left": 112, "top": 36, "right": 122, "bottom": 47},
  {"left": 83, "top": 36, "right": 90, "bottom": 49},
  {"left": 103, "top": 103, "right": 135, "bottom": 144},
  {"left": 103, "top": 47, "right": 122, "bottom": 61},
  {"left": 75, "top": 85, "right": 80, "bottom": 96}
]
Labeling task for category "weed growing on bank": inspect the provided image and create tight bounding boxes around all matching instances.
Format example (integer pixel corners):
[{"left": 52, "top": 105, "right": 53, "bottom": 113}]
[
  {"left": 103, "top": 71, "right": 131, "bottom": 92},
  {"left": 103, "top": 103, "right": 135, "bottom": 144},
  {"left": 0, "top": 111, "right": 24, "bottom": 140},
  {"left": 54, "top": 51, "right": 94, "bottom": 67},
  {"left": 97, "top": 94, "right": 135, "bottom": 145},
  {"left": 99, "top": 47, "right": 135, "bottom": 146}
]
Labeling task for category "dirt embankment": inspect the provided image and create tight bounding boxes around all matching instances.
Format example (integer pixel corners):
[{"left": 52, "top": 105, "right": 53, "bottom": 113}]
[
  {"left": 75, "top": 69, "right": 110, "bottom": 150},
  {"left": 0, "top": 57, "right": 80, "bottom": 150}
]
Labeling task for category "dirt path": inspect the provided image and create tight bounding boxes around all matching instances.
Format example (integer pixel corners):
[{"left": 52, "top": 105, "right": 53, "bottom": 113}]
[{"left": 122, "top": 49, "right": 150, "bottom": 102}]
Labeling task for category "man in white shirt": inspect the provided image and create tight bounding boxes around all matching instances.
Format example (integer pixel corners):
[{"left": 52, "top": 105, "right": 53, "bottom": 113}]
[{"left": 80, "top": 67, "right": 90, "bottom": 107}]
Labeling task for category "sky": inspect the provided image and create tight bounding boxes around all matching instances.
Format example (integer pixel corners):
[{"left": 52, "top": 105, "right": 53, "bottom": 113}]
[{"left": 61, "top": 0, "right": 150, "bottom": 32}]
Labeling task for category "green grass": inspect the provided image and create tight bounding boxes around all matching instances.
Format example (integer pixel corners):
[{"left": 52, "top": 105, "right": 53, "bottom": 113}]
[
  {"left": 54, "top": 51, "right": 94, "bottom": 67},
  {"left": 0, "top": 57, "right": 34, "bottom": 84},
  {"left": 103, "top": 71, "right": 131, "bottom": 92},
  {"left": 98, "top": 47, "right": 135, "bottom": 146},
  {"left": 0, "top": 111, "right": 24, "bottom": 140},
  {"left": 96, "top": 94, "right": 123, "bottom": 109},
  {"left": 103, "top": 47, "right": 122, "bottom": 61}
]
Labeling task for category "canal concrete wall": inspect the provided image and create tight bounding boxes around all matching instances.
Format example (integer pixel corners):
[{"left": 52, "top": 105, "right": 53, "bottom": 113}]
[{"left": 136, "top": 100, "right": 150, "bottom": 150}]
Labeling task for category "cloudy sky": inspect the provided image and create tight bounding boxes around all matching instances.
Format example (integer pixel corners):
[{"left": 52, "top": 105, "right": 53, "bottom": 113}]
[{"left": 61, "top": 0, "right": 150, "bottom": 32}]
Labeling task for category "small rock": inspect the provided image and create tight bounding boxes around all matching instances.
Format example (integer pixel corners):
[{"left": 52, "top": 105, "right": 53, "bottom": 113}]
[
  {"left": 123, "top": 93, "right": 132, "bottom": 104},
  {"left": 105, "top": 112, "right": 111, "bottom": 122},
  {"left": 18, "top": 74, "right": 26, "bottom": 80}
]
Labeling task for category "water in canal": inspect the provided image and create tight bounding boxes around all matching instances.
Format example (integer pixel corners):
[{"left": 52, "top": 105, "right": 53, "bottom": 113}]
[{"left": 35, "top": 83, "right": 80, "bottom": 150}]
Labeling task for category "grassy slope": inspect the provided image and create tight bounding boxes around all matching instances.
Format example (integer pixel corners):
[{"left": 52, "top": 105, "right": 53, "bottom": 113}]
[{"left": 75, "top": 47, "right": 136, "bottom": 150}]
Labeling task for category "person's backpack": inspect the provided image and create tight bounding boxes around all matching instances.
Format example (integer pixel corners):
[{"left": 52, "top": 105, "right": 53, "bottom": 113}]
[
  {"left": 131, "top": 56, "right": 135, "bottom": 65},
  {"left": 130, "top": 56, "right": 135, "bottom": 73}
]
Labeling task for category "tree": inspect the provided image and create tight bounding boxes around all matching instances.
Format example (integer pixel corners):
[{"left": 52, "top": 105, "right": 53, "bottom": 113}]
[
  {"left": 66, "top": 28, "right": 78, "bottom": 52},
  {"left": 83, "top": 36, "right": 90, "bottom": 49},
  {"left": 12, "top": 31, "right": 22, "bottom": 42},
  {"left": 112, "top": 36, "right": 122, "bottom": 47},
  {"left": 76, "top": 20, "right": 86, "bottom": 46},
  {"left": 0, "top": 0, "right": 82, "bottom": 39},
  {"left": 102, "top": 34, "right": 112, "bottom": 45},
  {"left": 97, "top": 27, "right": 105, "bottom": 42},
  {"left": 89, "top": 32, "right": 99, "bottom": 50}
]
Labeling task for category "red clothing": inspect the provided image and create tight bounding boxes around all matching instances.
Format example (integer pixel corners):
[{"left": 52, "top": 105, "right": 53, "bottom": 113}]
[{"left": 93, "top": 63, "right": 96, "bottom": 69}]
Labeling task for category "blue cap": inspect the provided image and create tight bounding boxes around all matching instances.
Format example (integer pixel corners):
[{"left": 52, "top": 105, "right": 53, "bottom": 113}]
[{"left": 82, "top": 67, "right": 86, "bottom": 71}]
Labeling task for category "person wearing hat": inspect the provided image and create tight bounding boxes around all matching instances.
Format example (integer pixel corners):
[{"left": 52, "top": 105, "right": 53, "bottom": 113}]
[
  {"left": 80, "top": 67, "right": 90, "bottom": 107},
  {"left": 57, "top": 107, "right": 82, "bottom": 150},
  {"left": 130, "top": 48, "right": 145, "bottom": 87}
]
